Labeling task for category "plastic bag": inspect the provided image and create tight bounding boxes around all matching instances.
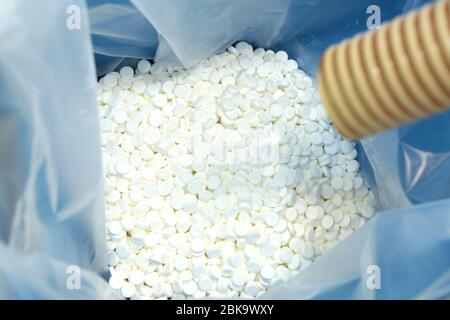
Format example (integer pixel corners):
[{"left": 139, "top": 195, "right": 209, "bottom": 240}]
[
  {"left": 2, "top": 0, "right": 449, "bottom": 299},
  {"left": 0, "top": 0, "right": 112, "bottom": 298},
  {"left": 90, "top": 0, "right": 421, "bottom": 75},
  {"left": 88, "top": 0, "right": 450, "bottom": 299}
]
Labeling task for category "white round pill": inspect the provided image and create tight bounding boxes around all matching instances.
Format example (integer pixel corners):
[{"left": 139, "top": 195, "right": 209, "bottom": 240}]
[
  {"left": 275, "top": 50, "right": 288, "bottom": 62},
  {"left": 341, "top": 140, "right": 353, "bottom": 154},
  {"left": 174, "top": 84, "right": 189, "bottom": 98},
  {"left": 340, "top": 214, "right": 351, "bottom": 228},
  {"left": 215, "top": 194, "right": 229, "bottom": 211},
  {"left": 113, "top": 110, "right": 128, "bottom": 124},
  {"left": 146, "top": 82, "right": 161, "bottom": 95},
  {"left": 108, "top": 221, "right": 123, "bottom": 235},
  {"left": 234, "top": 222, "right": 250, "bottom": 237},
  {"left": 115, "top": 244, "right": 130, "bottom": 259},
  {"left": 244, "top": 282, "right": 262, "bottom": 297},
  {"left": 286, "top": 59, "right": 298, "bottom": 71},
  {"left": 322, "top": 131, "right": 335, "bottom": 145},
  {"left": 331, "top": 176, "right": 344, "bottom": 190},
  {"left": 187, "top": 179, "right": 203, "bottom": 194},
  {"left": 260, "top": 265, "right": 275, "bottom": 280},
  {"left": 103, "top": 73, "right": 118, "bottom": 88},
  {"left": 320, "top": 215, "right": 335, "bottom": 230},
  {"left": 191, "top": 239, "right": 205, "bottom": 254},
  {"left": 273, "top": 173, "right": 287, "bottom": 188},
  {"left": 264, "top": 212, "right": 280, "bottom": 227},
  {"left": 149, "top": 109, "right": 164, "bottom": 127},
  {"left": 306, "top": 206, "right": 320, "bottom": 220},
  {"left": 279, "top": 247, "right": 294, "bottom": 264},
  {"left": 321, "top": 185, "right": 334, "bottom": 199},
  {"left": 361, "top": 205, "right": 375, "bottom": 218},
  {"left": 229, "top": 252, "right": 245, "bottom": 268},
  {"left": 153, "top": 94, "right": 167, "bottom": 108},
  {"left": 231, "top": 271, "right": 247, "bottom": 287},
  {"left": 310, "top": 133, "right": 323, "bottom": 145},
  {"left": 270, "top": 104, "right": 283, "bottom": 118},
  {"left": 247, "top": 259, "right": 262, "bottom": 273},
  {"left": 207, "top": 175, "right": 221, "bottom": 190},
  {"left": 121, "top": 215, "right": 136, "bottom": 231},
  {"left": 162, "top": 80, "right": 175, "bottom": 94},
  {"left": 129, "top": 269, "right": 145, "bottom": 285},
  {"left": 183, "top": 280, "right": 198, "bottom": 296},
  {"left": 121, "top": 282, "right": 136, "bottom": 298},
  {"left": 157, "top": 181, "right": 173, "bottom": 196},
  {"left": 285, "top": 208, "right": 298, "bottom": 222},
  {"left": 120, "top": 66, "right": 134, "bottom": 79},
  {"left": 109, "top": 275, "right": 124, "bottom": 290},
  {"left": 175, "top": 256, "right": 190, "bottom": 271},
  {"left": 197, "top": 276, "right": 213, "bottom": 292},
  {"left": 236, "top": 119, "right": 251, "bottom": 135},
  {"left": 115, "top": 161, "right": 130, "bottom": 175},
  {"left": 137, "top": 60, "right": 151, "bottom": 74},
  {"left": 132, "top": 80, "right": 146, "bottom": 94},
  {"left": 257, "top": 61, "right": 274, "bottom": 77}
]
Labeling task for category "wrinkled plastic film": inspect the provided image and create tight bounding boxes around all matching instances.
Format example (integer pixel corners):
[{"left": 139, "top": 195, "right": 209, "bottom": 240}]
[
  {"left": 88, "top": 0, "right": 159, "bottom": 75},
  {"left": 90, "top": 0, "right": 412, "bottom": 75},
  {"left": 0, "top": 0, "right": 109, "bottom": 298}
]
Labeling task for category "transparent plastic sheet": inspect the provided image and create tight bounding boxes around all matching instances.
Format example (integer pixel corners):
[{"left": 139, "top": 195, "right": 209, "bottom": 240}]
[
  {"left": 0, "top": 0, "right": 112, "bottom": 298},
  {"left": 2, "top": 0, "right": 449, "bottom": 299},
  {"left": 88, "top": 0, "right": 159, "bottom": 75},
  {"left": 90, "top": 0, "right": 416, "bottom": 75}
]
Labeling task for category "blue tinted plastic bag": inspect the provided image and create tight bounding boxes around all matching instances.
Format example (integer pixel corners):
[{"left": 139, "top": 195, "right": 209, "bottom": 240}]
[
  {"left": 0, "top": 0, "right": 112, "bottom": 298},
  {"left": 88, "top": 0, "right": 450, "bottom": 299},
  {"left": 2, "top": 0, "right": 449, "bottom": 299}
]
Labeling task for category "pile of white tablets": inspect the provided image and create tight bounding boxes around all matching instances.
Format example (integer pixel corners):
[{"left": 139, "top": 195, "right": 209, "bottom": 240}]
[{"left": 98, "top": 42, "right": 376, "bottom": 299}]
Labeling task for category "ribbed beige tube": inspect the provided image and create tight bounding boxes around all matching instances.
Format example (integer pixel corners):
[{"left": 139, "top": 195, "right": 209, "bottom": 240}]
[{"left": 318, "top": 0, "right": 450, "bottom": 139}]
